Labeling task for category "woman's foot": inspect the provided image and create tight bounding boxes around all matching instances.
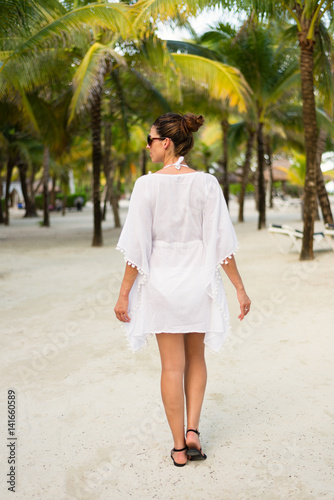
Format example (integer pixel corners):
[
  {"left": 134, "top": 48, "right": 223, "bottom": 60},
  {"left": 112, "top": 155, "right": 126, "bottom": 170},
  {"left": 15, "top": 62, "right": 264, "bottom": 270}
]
[
  {"left": 186, "top": 429, "right": 207, "bottom": 460},
  {"left": 171, "top": 445, "right": 188, "bottom": 466},
  {"left": 186, "top": 429, "right": 201, "bottom": 449}
]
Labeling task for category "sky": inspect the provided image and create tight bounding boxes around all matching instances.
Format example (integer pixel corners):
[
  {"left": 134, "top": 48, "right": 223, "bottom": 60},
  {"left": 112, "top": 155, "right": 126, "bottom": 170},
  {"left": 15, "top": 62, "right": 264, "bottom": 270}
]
[{"left": 156, "top": 5, "right": 242, "bottom": 41}]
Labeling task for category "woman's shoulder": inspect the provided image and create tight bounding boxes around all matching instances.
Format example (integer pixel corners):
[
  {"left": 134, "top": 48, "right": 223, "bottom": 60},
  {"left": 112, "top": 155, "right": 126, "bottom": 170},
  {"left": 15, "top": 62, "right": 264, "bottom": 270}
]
[
  {"left": 202, "top": 172, "right": 219, "bottom": 183},
  {"left": 198, "top": 172, "right": 220, "bottom": 190},
  {"left": 134, "top": 174, "right": 149, "bottom": 184}
]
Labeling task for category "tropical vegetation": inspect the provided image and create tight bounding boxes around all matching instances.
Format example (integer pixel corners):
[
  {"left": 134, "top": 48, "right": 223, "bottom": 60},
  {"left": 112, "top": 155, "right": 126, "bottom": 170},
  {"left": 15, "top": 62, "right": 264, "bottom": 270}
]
[{"left": 0, "top": 0, "right": 333, "bottom": 260}]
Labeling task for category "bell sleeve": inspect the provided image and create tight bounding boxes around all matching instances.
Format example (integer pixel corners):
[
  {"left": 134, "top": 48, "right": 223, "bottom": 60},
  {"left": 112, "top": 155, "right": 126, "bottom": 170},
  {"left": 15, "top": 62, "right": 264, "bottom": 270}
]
[
  {"left": 203, "top": 174, "right": 239, "bottom": 299},
  {"left": 116, "top": 176, "right": 152, "bottom": 284}
]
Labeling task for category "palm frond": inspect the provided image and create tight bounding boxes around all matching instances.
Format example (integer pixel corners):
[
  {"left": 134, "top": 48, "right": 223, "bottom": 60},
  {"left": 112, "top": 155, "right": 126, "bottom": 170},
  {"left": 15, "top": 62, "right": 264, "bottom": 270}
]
[
  {"left": 17, "top": 85, "right": 40, "bottom": 133},
  {"left": 69, "top": 41, "right": 126, "bottom": 123},
  {"left": 34, "top": 0, "right": 67, "bottom": 16},
  {"left": 314, "top": 20, "right": 334, "bottom": 113},
  {"left": 315, "top": 108, "right": 334, "bottom": 136},
  {"left": 200, "top": 28, "right": 234, "bottom": 46},
  {"left": 0, "top": 0, "right": 66, "bottom": 36},
  {"left": 172, "top": 53, "right": 251, "bottom": 113},
  {"left": 118, "top": 68, "right": 171, "bottom": 118},
  {"left": 1, "top": 2, "right": 130, "bottom": 63},
  {"left": 264, "top": 67, "right": 300, "bottom": 109},
  {"left": 245, "top": 0, "right": 291, "bottom": 19},
  {"left": 0, "top": 45, "right": 75, "bottom": 100},
  {"left": 228, "top": 120, "right": 248, "bottom": 152},
  {"left": 137, "top": 36, "right": 182, "bottom": 103},
  {"left": 131, "top": 0, "right": 199, "bottom": 26},
  {"left": 166, "top": 40, "right": 218, "bottom": 60}
]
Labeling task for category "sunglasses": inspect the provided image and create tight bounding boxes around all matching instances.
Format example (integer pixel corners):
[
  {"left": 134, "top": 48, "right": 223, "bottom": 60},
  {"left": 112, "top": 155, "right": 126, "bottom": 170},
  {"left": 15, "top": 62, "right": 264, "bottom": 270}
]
[{"left": 147, "top": 134, "right": 169, "bottom": 147}]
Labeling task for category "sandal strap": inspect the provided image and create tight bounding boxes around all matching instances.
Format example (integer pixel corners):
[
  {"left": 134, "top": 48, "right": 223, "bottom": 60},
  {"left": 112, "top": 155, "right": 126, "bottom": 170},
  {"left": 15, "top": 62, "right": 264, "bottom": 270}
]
[
  {"left": 186, "top": 428, "right": 200, "bottom": 436},
  {"left": 172, "top": 446, "right": 187, "bottom": 452}
]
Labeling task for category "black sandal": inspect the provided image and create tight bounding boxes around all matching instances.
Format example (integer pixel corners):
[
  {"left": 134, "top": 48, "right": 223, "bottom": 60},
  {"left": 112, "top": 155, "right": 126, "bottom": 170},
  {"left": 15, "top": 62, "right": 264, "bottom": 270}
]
[
  {"left": 170, "top": 445, "right": 188, "bottom": 467},
  {"left": 186, "top": 429, "right": 207, "bottom": 460}
]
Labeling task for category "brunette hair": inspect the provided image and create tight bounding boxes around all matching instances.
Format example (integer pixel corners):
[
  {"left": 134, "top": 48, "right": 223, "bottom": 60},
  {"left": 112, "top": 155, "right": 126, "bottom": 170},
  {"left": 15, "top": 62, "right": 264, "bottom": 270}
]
[{"left": 152, "top": 112, "right": 205, "bottom": 156}]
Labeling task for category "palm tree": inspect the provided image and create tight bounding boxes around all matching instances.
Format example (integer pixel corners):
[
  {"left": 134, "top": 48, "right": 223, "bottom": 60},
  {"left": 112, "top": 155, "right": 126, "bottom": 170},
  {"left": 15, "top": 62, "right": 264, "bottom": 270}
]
[
  {"left": 226, "top": 119, "right": 256, "bottom": 222},
  {"left": 313, "top": 25, "right": 334, "bottom": 225},
  {"left": 281, "top": 19, "right": 334, "bottom": 223},
  {"left": 240, "top": 0, "right": 334, "bottom": 258},
  {"left": 100, "top": 59, "right": 172, "bottom": 226},
  {"left": 198, "top": 19, "right": 300, "bottom": 228},
  {"left": 132, "top": 2, "right": 252, "bottom": 191},
  {"left": 1, "top": 0, "right": 252, "bottom": 242},
  {"left": 0, "top": 98, "right": 41, "bottom": 223},
  {"left": 0, "top": 1, "right": 130, "bottom": 245},
  {"left": 316, "top": 129, "right": 334, "bottom": 224}
]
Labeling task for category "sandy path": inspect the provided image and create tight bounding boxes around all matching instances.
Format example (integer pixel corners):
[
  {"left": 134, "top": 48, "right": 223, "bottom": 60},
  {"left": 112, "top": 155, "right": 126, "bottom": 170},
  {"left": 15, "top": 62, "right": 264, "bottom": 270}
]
[{"left": 0, "top": 200, "right": 333, "bottom": 500}]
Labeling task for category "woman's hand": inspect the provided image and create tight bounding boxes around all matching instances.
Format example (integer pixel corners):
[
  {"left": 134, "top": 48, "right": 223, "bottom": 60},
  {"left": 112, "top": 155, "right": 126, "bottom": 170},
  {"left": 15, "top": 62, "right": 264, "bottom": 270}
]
[
  {"left": 114, "top": 263, "right": 138, "bottom": 322},
  {"left": 114, "top": 295, "right": 131, "bottom": 323},
  {"left": 237, "top": 288, "right": 251, "bottom": 320},
  {"left": 220, "top": 256, "right": 251, "bottom": 321}
]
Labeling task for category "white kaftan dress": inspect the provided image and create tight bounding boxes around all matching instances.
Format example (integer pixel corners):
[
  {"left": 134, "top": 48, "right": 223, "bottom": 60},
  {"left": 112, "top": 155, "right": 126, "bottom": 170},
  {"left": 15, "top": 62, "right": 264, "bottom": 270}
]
[{"left": 116, "top": 170, "right": 239, "bottom": 353}]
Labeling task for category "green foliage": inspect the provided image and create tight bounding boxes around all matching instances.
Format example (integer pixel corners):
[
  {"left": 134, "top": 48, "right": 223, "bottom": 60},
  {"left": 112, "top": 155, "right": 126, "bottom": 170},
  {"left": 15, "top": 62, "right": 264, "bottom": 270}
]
[
  {"left": 172, "top": 53, "right": 251, "bottom": 113},
  {"left": 278, "top": 153, "right": 306, "bottom": 187},
  {"left": 285, "top": 183, "right": 301, "bottom": 198},
  {"left": 1, "top": 0, "right": 333, "bottom": 240},
  {"left": 229, "top": 183, "right": 255, "bottom": 196}
]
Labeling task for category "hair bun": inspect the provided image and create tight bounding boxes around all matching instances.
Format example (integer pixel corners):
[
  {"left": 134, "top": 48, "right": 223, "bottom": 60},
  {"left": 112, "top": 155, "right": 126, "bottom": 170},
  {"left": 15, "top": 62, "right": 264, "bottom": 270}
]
[{"left": 182, "top": 113, "right": 205, "bottom": 133}]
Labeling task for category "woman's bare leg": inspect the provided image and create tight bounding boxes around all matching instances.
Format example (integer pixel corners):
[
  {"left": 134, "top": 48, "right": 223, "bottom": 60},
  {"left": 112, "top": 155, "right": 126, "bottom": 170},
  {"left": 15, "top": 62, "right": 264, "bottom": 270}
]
[
  {"left": 184, "top": 333, "right": 207, "bottom": 451},
  {"left": 156, "top": 333, "right": 187, "bottom": 465}
]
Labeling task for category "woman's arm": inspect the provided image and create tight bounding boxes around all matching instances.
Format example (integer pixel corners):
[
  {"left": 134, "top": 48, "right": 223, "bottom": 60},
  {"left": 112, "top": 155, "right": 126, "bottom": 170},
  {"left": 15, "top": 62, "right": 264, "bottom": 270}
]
[
  {"left": 221, "top": 255, "right": 251, "bottom": 320},
  {"left": 114, "top": 264, "right": 138, "bottom": 322}
]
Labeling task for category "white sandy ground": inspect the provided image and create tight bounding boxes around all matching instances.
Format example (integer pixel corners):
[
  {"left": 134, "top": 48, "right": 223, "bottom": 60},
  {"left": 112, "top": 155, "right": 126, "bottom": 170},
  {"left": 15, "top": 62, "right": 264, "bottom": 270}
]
[{"left": 0, "top": 197, "right": 334, "bottom": 500}]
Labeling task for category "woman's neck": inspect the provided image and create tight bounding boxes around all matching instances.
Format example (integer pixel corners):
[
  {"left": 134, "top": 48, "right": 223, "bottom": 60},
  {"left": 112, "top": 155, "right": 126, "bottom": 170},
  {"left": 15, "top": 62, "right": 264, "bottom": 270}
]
[{"left": 163, "top": 154, "right": 181, "bottom": 167}]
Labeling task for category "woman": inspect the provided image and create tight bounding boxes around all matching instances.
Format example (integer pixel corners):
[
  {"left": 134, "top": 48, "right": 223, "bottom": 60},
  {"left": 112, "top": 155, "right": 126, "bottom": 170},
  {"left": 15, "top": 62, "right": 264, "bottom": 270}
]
[{"left": 114, "top": 112, "right": 251, "bottom": 467}]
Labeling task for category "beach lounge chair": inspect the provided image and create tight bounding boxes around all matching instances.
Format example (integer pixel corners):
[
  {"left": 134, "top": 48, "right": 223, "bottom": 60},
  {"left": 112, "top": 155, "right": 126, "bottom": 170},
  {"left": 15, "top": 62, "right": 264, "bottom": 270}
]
[
  {"left": 324, "top": 223, "right": 334, "bottom": 250},
  {"left": 273, "top": 197, "right": 302, "bottom": 212},
  {"left": 268, "top": 224, "right": 326, "bottom": 254}
]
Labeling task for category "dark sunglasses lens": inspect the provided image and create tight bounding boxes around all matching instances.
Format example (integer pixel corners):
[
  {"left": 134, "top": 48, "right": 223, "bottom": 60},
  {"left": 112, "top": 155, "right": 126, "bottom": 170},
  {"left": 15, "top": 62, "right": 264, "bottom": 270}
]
[{"left": 147, "top": 134, "right": 152, "bottom": 146}]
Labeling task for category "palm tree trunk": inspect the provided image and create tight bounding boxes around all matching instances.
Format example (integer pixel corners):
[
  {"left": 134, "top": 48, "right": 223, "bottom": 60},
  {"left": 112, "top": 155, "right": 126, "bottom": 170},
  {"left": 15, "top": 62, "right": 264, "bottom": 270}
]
[
  {"left": 5, "top": 158, "right": 14, "bottom": 226},
  {"left": 111, "top": 193, "right": 121, "bottom": 228},
  {"left": 102, "top": 186, "right": 108, "bottom": 221},
  {"left": 221, "top": 118, "right": 229, "bottom": 206},
  {"left": 61, "top": 175, "right": 68, "bottom": 217},
  {"left": 102, "top": 118, "right": 111, "bottom": 222},
  {"left": 299, "top": 37, "right": 318, "bottom": 260},
  {"left": 42, "top": 145, "right": 50, "bottom": 227},
  {"left": 316, "top": 129, "right": 333, "bottom": 224},
  {"left": 91, "top": 88, "right": 103, "bottom": 247},
  {"left": 257, "top": 120, "right": 266, "bottom": 229},
  {"left": 103, "top": 113, "right": 121, "bottom": 227},
  {"left": 0, "top": 162, "right": 4, "bottom": 224},
  {"left": 141, "top": 148, "right": 147, "bottom": 176},
  {"left": 110, "top": 164, "right": 121, "bottom": 228},
  {"left": 19, "top": 161, "right": 38, "bottom": 217},
  {"left": 62, "top": 196, "right": 67, "bottom": 216},
  {"left": 265, "top": 137, "right": 274, "bottom": 209},
  {"left": 238, "top": 129, "right": 254, "bottom": 223},
  {"left": 30, "top": 166, "right": 36, "bottom": 198},
  {"left": 51, "top": 174, "right": 57, "bottom": 208}
]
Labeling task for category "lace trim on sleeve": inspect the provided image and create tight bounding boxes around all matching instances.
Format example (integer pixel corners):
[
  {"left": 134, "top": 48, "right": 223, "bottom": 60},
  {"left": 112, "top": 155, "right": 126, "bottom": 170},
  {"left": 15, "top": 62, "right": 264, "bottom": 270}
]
[
  {"left": 115, "top": 245, "right": 148, "bottom": 287},
  {"left": 117, "top": 321, "right": 154, "bottom": 354},
  {"left": 211, "top": 242, "right": 240, "bottom": 305},
  {"left": 205, "top": 243, "right": 240, "bottom": 353},
  {"left": 217, "top": 243, "right": 240, "bottom": 266}
]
